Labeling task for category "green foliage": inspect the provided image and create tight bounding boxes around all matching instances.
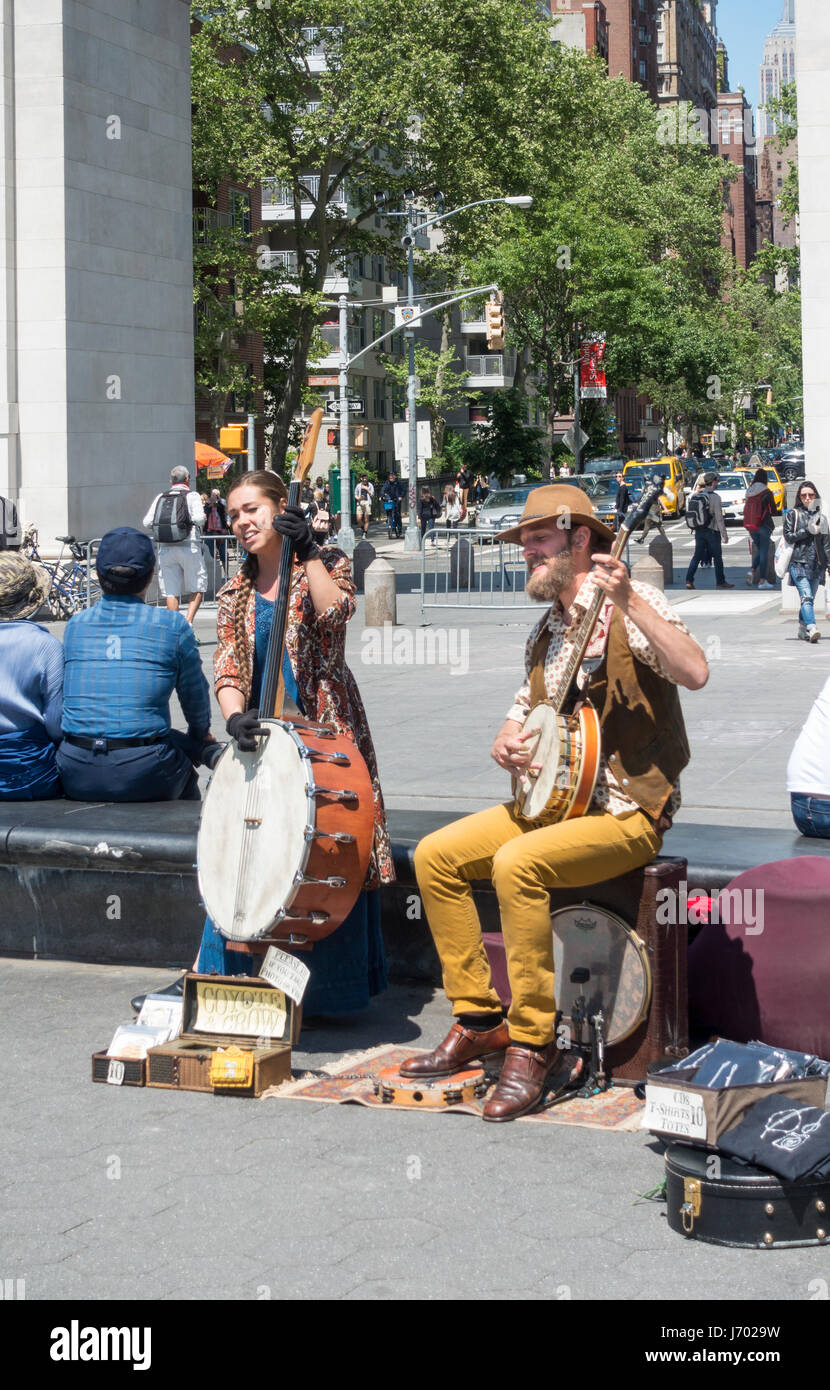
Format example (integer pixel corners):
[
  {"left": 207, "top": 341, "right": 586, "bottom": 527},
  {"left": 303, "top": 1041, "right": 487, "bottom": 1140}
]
[
  {"left": 378, "top": 330, "right": 468, "bottom": 456},
  {"left": 191, "top": 0, "right": 563, "bottom": 464},
  {"left": 464, "top": 390, "right": 546, "bottom": 480}
]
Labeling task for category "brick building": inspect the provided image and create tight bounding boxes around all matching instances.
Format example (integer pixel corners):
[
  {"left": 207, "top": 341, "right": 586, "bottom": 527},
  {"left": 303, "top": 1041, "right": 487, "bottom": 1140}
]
[
  {"left": 603, "top": 0, "right": 659, "bottom": 98},
  {"left": 715, "top": 88, "right": 757, "bottom": 270},
  {"left": 547, "top": 1, "right": 610, "bottom": 66}
]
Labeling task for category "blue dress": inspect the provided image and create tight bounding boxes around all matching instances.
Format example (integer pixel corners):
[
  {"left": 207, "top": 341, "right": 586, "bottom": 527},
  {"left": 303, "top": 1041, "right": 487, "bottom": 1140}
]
[{"left": 197, "top": 591, "right": 387, "bottom": 1014}]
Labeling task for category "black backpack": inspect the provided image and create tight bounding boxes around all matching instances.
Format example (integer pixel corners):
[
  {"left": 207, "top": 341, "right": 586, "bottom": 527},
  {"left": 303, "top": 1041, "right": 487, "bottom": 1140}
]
[
  {"left": 686, "top": 490, "right": 712, "bottom": 531},
  {"left": 151, "top": 489, "right": 191, "bottom": 544},
  {"left": 0, "top": 495, "right": 20, "bottom": 550}
]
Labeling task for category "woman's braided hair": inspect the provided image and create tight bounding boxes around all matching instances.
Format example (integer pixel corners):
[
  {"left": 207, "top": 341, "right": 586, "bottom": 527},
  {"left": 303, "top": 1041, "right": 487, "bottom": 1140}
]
[{"left": 227, "top": 469, "right": 288, "bottom": 705}]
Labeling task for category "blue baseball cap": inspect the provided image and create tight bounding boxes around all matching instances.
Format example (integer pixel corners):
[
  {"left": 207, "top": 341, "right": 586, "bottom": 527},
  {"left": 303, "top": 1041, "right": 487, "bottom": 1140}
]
[{"left": 96, "top": 527, "right": 156, "bottom": 584}]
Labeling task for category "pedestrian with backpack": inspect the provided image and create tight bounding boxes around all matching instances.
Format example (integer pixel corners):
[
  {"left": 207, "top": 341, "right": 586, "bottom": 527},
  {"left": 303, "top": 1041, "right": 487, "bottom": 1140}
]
[
  {"left": 684, "top": 472, "right": 734, "bottom": 590},
  {"left": 143, "top": 466, "right": 207, "bottom": 630},
  {"left": 743, "top": 467, "right": 776, "bottom": 590}
]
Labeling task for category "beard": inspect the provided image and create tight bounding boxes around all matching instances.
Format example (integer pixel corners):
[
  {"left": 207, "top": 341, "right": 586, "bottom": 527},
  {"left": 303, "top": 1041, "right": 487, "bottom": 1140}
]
[{"left": 526, "top": 548, "right": 576, "bottom": 602}]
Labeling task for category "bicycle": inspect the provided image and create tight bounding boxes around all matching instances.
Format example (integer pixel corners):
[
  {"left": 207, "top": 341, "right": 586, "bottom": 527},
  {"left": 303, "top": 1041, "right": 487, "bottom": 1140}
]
[{"left": 21, "top": 526, "right": 102, "bottom": 617}]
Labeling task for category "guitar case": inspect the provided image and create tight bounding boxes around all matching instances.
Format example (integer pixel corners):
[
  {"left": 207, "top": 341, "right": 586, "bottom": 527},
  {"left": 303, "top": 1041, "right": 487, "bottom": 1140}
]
[{"left": 665, "top": 1143, "right": 830, "bottom": 1249}]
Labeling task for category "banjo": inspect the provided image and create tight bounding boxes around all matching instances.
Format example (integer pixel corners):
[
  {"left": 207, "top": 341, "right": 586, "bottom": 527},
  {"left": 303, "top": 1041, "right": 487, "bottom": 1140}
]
[
  {"left": 198, "top": 410, "right": 375, "bottom": 946},
  {"left": 514, "top": 475, "right": 667, "bottom": 824}
]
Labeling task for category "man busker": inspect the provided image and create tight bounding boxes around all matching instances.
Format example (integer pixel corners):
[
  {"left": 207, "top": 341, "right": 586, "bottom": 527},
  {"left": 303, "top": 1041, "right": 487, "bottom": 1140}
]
[{"left": 405, "top": 485, "right": 709, "bottom": 1121}]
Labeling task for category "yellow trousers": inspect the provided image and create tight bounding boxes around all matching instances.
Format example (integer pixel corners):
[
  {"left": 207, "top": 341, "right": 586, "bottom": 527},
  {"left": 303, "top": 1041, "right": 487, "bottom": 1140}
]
[{"left": 414, "top": 802, "right": 662, "bottom": 1045}]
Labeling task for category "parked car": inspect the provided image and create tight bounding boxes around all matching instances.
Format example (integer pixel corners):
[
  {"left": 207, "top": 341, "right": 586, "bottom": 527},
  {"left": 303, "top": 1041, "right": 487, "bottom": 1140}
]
[
  {"left": 574, "top": 476, "right": 619, "bottom": 529},
  {"left": 475, "top": 484, "right": 546, "bottom": 540},
  {"left": 778, "top": 446, "right": 806, "bottom": 482},
  {"left": 623, "top": 457, "right": 686, "bottom": 517},
  {"left": 582, "top": 455, "right": 626, "bottom": 479}
]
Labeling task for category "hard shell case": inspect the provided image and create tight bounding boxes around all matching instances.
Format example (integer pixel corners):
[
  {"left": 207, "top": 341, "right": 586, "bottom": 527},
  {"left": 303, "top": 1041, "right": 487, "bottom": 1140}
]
[
  {"left": 145, "top": 973, "right": 292, "bottom": 1097},
  {"left": 665, "top": 1142, "right": 830, "bottom": 1249}
]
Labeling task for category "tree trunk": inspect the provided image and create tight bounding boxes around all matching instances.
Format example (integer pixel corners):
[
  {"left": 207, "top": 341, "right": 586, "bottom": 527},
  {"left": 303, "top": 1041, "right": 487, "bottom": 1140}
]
[
  {"left": 270, "top": 310, "right": 317, "bottom": 470},
  {"left": 431, "top": 313, "right": 451, "bottom": 460}
]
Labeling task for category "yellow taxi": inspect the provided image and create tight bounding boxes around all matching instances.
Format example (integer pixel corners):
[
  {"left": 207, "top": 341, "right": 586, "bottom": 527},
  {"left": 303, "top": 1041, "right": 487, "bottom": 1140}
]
[
  {"left": 623, "top": 456, "right": 686, "bottom": 518},
  {"left": 736, "top": 459, "right": 785, "bottom": 515}
]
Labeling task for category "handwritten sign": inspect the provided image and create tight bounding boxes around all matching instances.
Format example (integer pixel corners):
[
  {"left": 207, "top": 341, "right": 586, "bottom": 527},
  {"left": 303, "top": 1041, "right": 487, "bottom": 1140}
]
[
  {"left": 260, "top": 946, "right": 311, "bottom": 1005},
  {"left": 193, "top": 980, "right": 287, "bottom": 1040},
  {"left": 642, "top": 1085, "right": 707, "bottom": 1140}
]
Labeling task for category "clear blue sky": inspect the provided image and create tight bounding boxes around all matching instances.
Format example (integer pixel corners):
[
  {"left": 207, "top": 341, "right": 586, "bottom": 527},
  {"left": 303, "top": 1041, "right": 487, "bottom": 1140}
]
[{"left": 717, "top": 0, "right": 792, "bottom": 113}]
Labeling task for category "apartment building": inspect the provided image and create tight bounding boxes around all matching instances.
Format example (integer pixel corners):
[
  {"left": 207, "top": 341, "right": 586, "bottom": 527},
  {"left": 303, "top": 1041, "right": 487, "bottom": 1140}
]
[
  {"left": 715, "top": 88, "right": 758, "bottom": 270},
  {"left": 656, "top": 0, "right": 718, "bottom": 128},
  {"left": 604, "top": 0, "right": 659, "bottom": 99},
  {"left": 547, "top": 0, "right": 610, "bottom": 68}
]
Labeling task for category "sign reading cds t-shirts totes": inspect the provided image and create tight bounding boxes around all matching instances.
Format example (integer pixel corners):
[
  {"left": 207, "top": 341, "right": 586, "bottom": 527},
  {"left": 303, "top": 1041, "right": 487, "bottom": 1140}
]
[{"left": 579, "top": 334, "right": 607, "bottom": 399}]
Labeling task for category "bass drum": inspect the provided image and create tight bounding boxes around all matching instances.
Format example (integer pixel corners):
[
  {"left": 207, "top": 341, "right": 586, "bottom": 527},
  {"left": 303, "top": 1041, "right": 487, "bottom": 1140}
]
[
  {"left": 552, "top": 902, "right": 652, "bottom": 1047},
  {"left": 197, "top": 717, "right": 375, "bottom": 944}
]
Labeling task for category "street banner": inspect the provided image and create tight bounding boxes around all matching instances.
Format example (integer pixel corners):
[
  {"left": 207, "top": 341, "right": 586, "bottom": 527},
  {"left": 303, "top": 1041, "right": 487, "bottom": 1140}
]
[{"left": 580, "top": 334, "right": 607, "bottom": 399}]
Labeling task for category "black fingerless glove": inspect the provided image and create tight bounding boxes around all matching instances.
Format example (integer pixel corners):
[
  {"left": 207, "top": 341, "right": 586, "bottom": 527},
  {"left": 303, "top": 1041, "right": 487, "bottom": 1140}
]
[
  {"left": 273, "top": 504, "right": 320, "bottom": 564},
  {"left": 226, "top": 708, "right": 263, "bottom": 752}
]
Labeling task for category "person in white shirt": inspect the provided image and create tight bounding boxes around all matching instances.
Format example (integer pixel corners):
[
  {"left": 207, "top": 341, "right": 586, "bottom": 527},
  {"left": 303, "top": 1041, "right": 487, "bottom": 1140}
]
[
  {"left": 143, "top": 466, "right": 207, "bottom": 628},
  {"left": 787, "top": 675, "right": 830, "bottom": 838}
]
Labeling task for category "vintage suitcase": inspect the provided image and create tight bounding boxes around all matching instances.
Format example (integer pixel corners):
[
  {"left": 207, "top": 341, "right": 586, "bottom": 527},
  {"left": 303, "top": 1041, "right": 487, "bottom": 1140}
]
[
  {"left": 643, "top": 1068, "right": 827, "bottom": 1148},
  {"left": 91, "top": 1053, "right": 146, "bottom": 1087},
  {"left": 145, "top": 973, "right": 292, "bottom": 1097},
  {"left": 485, "top": 856, "right": 688, "bottom": 1084},
  {"left": 666, "top": 1143, "right": 830, "bottom": 1249}
]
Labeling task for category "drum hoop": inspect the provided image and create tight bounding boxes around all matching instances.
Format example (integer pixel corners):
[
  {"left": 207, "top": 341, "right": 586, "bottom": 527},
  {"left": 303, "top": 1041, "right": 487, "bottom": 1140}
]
[
  {"left": 196, "top": 718, "right": 316, "bottom": 941},
  {"left": 551, "top": 902, "right": 653, "bottom": 1045}
]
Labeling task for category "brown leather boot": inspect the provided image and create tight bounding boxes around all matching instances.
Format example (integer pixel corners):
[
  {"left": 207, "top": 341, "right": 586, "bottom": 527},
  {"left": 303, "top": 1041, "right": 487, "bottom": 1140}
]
[
  {"left": 399, "top": 1020, "right": 510, "bottom": 1079},
  {"left": 482, "top": 1042, "right": 579, "bottom": 1122}
]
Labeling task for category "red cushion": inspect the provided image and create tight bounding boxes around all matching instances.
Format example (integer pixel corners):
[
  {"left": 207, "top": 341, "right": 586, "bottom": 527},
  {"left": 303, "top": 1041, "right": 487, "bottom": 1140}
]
[{"left": 688, "top": 857, "right": 830, "bottom": 1057}]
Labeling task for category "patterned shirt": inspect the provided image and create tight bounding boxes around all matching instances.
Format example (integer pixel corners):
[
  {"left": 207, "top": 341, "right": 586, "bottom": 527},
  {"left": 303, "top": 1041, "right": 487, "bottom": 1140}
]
[
  {"left": 0, "top": 621, "right": 64, "bottom": 741},
  {"left": 506, "top": 574, "right": 698, "bottom": 817},
  {"left": 62, "top": 596, "right": 211, "bottom": 739}
]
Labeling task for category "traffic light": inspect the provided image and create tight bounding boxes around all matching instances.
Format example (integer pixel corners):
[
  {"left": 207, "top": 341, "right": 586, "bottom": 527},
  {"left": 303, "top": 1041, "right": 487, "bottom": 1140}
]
[
  {"left": 485, "top": 292, "right": 505, "bottom": 351},
  {"left": 326, "top": 428, "right": 339, "bottom": 447},
  {"left": 219, "top": 424, "right": 246, "bottom": 452}
]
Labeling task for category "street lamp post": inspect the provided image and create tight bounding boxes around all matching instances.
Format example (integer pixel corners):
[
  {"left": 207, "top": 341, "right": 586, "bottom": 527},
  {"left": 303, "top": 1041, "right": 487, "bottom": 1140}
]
[
  {"left": 393, "top": 194, "right": 533, "bottom": 552},
  {"left": 338, "top": 293, "right": 357, "bottom": 555}
]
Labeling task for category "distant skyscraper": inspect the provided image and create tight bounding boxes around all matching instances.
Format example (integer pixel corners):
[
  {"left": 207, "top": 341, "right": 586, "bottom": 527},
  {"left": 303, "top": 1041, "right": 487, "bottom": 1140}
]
[{"left": 759, "top": 1, "right": 797, "bottom": 143}]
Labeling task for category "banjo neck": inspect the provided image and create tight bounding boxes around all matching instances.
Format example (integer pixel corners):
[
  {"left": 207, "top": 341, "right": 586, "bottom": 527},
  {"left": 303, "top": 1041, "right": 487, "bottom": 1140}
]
[
  {"left": 257, "top": 409, "right": 324, "bottom": 718},
  {"left": 547, "top": 476, "right": 664, "bottom": 714}
]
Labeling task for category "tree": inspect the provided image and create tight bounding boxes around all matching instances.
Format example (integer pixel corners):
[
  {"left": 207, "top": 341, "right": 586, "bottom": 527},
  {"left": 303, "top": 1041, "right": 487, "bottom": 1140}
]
[
  {"left": 464, "top": 390, "right": 546, "bottom": 482},
  {"left": 378, "top": 321, "right": 467, "bottom": 459},
  {"left": 472, "top": 54, "right": 728, "bottom": 470},
  {"left": 191, "top": 0, "right": 566, "bottom": 466}
]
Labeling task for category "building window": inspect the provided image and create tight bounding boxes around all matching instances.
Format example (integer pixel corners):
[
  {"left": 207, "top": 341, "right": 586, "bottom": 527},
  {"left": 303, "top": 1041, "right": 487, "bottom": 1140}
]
[
  {"left": 373, "top": 379, "right": 387, "bottom": 419},
  {"left": 377, "top": 451, "right": 386, "bottom": 473},
  {"left": 228, "top": 188, "right": 252, "bottom": 236},
  {"left": 639, "top": 59, "right": 648, "bottom": 82}
]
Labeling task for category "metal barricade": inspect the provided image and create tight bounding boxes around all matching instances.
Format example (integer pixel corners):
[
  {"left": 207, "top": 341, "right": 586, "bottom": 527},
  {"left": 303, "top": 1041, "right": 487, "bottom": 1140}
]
[{"left": 420, "top": 527, "right": 537, "bottom": 611}]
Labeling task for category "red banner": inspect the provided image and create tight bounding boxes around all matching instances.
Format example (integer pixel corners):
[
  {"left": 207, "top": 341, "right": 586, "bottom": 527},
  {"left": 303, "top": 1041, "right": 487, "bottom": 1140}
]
[{"left": 580, "top": 334, "right": 607, "bottom": 399}]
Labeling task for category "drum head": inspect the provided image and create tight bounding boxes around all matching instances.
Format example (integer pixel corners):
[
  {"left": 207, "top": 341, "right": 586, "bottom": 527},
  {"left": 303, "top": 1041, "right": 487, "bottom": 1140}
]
[
  {"left": 518, "top": 705, "right": 565, "bottom": 819},
  {"left": 553, "top": 904, "right": 651, "bottom": 1047},
  {"left": 197, "top": 720, "right": 311, "bottom": 940}
]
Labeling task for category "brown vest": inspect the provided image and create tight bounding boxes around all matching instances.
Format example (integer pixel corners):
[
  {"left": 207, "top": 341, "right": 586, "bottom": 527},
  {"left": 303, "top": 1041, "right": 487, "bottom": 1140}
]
[{"left": 529, "top": 607, "right": 690, "bottom": 819}]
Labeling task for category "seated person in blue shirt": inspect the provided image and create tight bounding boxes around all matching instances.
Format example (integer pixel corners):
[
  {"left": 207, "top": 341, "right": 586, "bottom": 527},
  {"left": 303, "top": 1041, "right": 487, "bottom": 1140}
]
[
  {"left": 57, "top": 527, "right": 218, "bottom": 802},
  {"left": 0, "top": 552, "right": 64, "bottom": 800}
]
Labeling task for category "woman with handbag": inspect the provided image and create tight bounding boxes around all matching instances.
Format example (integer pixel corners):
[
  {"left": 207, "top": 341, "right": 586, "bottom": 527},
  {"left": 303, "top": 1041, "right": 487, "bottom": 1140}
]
[{"left": 781, "top": 481, "right": 830, "bottom": 644}]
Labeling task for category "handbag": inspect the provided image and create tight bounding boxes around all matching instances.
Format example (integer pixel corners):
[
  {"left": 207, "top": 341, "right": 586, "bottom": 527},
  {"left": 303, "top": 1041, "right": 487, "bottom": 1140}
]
[{"left": 774, "top": 534, "right": 793, "bottom": 579}]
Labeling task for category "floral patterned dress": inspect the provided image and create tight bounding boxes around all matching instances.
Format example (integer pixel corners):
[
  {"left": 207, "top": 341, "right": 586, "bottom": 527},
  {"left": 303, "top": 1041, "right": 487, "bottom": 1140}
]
[{"left": 213, "top": 546, "right": 394, "bottom": 889}]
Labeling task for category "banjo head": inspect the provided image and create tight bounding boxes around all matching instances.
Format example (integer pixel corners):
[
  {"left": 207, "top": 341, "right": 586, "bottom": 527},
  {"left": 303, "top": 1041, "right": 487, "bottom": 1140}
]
[
  {"left": 515, "top": 704, "right": 567, "bottom": 820},
  {"left": 553, "top": 904, "right": 652, "bottom": 1047},
  {"left": 197, "top": 720, "right": 312, "bottom": 941}
]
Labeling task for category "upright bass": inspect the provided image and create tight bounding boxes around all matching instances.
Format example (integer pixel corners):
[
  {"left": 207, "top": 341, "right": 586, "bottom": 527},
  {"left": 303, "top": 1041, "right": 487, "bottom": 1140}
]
[{"left": 197, "top": 411, "right": 375, "bottom": 945}]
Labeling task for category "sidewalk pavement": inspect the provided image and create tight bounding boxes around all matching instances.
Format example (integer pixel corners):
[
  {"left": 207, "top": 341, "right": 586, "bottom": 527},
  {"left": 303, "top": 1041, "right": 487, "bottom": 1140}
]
[{"left": 4, "top": 957, "right": 827, "bottom": 1303}]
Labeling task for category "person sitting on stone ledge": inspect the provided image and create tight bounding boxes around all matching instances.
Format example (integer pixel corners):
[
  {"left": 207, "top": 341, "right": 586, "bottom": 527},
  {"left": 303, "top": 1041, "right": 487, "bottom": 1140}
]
[
  {"left": 0, "top": 552, "right": 64, "bottom": 801},
  {"left": 57, "top": 527, "right": 220, "bottom": 803},
  {"left": 787, "top": 672, "right": 830, "bottom": 840}
]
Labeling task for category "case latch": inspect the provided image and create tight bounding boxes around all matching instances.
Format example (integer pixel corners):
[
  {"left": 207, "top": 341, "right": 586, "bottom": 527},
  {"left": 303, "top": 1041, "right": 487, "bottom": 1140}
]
[
  {"left": 681, "top": 1177, "right": 702, "bottom": 1234},
  {"left": 210, "top": 1045, "right": 254, "bottom": 1089}
]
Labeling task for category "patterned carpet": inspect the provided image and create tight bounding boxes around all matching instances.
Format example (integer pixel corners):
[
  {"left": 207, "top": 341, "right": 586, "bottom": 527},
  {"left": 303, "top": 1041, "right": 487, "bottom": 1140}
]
[{"left": 263, "top": 1044, "right": 645, "bottom": 1130}]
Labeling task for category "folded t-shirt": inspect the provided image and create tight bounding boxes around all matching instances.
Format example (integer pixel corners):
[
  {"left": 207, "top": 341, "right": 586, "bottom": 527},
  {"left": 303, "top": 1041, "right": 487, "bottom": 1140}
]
[{"left": 718, "top": 1095, "right": 830, "bottom": 1182}]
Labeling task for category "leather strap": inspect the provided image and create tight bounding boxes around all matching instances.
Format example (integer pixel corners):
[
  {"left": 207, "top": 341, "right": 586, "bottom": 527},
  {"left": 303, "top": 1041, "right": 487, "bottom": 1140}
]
[{"left": 528, "top": 623, "right": 553, "bottom": 708}]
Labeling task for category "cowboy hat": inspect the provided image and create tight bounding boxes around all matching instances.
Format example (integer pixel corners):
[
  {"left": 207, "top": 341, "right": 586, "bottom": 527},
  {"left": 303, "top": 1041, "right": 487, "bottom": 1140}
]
[
  {"left": 496, "top": 484, "right": 615, "bottom": 546},
  {"left": 0, "top": 551, "right": 51, "bottom": 621}
]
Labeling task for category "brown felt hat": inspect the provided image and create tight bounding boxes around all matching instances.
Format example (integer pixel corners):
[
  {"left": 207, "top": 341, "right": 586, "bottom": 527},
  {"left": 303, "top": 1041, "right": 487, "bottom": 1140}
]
[
  {"left": 496, "top": 484, "right": 615, "bottom": 546},
  {"left": 0, "top": 551, "right": 51, "bottom": 621}
]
